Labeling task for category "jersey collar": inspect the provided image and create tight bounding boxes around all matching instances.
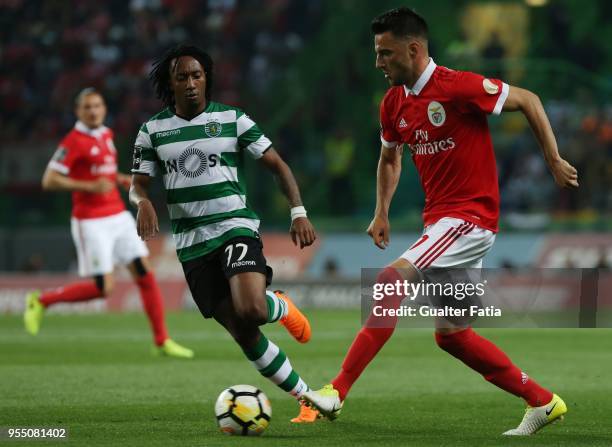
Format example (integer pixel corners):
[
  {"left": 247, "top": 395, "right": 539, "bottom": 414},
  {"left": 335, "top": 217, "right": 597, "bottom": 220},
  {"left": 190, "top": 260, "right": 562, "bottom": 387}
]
[
  {"left": 403, "top": 58, "right": 437, "bottom": 97},
  {"left": 170, "top": 101, "right": 215, "bottom": 122},
  {"left": 75, "top": 120, "right": 108, "bottom": 138}
]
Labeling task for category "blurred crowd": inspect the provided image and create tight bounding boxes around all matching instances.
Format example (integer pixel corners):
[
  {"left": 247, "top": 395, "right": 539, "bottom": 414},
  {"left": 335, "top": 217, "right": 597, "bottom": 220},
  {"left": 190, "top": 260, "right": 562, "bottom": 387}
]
[
  {"left": 0, "top": 0, "right": 322, "bottom": 144},
  {"left": 499, "top": 99, "right": 612, "bottom": 218},
  {"left": 0, "top": 0, "right": 610, "bottom": 229}
]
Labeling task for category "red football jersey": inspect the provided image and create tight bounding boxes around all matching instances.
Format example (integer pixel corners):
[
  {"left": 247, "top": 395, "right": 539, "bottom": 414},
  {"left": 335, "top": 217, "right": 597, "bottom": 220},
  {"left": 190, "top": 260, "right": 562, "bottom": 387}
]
[
  {"left": 48, "top": 121, "right": 125, "bottom": 219},
  {"left": 380, "top": 59, "right": 509, "bottom": 233}
]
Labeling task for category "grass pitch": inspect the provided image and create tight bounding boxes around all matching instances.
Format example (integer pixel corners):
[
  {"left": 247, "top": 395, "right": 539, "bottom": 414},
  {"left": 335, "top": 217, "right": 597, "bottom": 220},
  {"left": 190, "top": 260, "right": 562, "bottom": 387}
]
[{"left": 1, "top": 309, "right": 611, "bottom": 446}]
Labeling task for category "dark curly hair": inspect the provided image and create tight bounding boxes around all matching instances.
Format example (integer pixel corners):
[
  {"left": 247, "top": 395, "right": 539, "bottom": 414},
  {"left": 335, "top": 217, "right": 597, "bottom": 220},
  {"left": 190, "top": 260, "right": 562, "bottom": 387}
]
[{"left": 149, "top": 44, "right": 214, "bottom": 107}]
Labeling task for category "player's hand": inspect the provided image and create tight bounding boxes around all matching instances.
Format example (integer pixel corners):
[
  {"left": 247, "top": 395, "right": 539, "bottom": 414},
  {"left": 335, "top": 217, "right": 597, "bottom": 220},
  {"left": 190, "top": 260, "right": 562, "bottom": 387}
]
[
  {"left": 116, "top": 173, "right": 132, "bottom": 191},
  {"left": 550, "top": 158, "right": 579, "bottom": 188},
  {"left": 290, "top": 217, "right": 316, "bottom": 249},
  {"left": 136, "top": 199, "right": 159, "bottom": 241},
  {"left": 88, "top": 178, "right": 115, "bottom": 194},
  {"left": 367, "top": 214, "right": 390, "bottom": 249}
]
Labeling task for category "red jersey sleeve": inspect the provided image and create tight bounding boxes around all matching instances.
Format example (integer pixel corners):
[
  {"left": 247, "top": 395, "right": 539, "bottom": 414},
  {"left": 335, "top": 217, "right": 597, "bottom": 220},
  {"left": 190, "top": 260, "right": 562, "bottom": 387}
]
[
  {"left": 48, "top": 134, "right": 80, "bottom": 175},
  {"left": 449, "top": 71, "right": 509, "bottom": 116},
  {"left": 379, "top": 92, "right": 401, "bottom": 148}
]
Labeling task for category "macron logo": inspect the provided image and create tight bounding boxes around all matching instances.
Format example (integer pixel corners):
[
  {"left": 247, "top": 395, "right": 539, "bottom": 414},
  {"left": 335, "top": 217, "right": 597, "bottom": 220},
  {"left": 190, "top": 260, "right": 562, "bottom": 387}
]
[
  {"left": 155, "top": 129, "right": 181, "bottom": 139},
  {"left": 231, "top": 260, "right": 256, "bottom": 268},
  {"left": 399, "top": 118, "right": 408, "bottom": 129}
]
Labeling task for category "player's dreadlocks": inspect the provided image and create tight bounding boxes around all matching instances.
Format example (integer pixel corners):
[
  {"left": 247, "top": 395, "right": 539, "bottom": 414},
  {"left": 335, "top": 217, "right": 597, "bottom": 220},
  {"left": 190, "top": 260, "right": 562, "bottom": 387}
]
[{"left": 149, "top": 44, "right": 214, "bottom": 107}]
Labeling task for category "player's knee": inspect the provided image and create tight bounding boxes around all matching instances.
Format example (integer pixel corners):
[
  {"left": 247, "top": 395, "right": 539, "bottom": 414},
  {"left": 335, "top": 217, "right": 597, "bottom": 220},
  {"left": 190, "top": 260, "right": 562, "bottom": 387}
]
[
  {"left": 234, "top": 297, "right": 268, "bottom": 325},
  {"left": 434, "top": 328, "right": 471, "bottom": 351},
  {"left": 94, "top": 275, "right": 114, "bottom": 296},
  {"left": 434, "top": 331, "right": 451, "bottom": 351},
  {"left": 373, "top": 266, "right": 404, "bottom": 308},
  {"left": 131, "top": 257, "right": 149, "bottom": 277},
  {"left": 375, "top": 266, "right": 402, "bottom": 286}
]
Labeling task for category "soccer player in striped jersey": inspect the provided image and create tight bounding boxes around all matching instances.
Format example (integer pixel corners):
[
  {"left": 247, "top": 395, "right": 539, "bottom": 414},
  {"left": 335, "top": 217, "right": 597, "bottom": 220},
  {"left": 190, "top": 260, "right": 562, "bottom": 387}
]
[
  {"left": 302, "top": 8, "right": 578, "bottom": 435},
  {"left": 130, "top": 45, "right": 318, "bottom": 422}
]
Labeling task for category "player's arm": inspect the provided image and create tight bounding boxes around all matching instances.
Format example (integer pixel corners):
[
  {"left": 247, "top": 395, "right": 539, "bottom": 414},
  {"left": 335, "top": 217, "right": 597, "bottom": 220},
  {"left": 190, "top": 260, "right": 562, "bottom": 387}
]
[
  {"left": 129, "top": 174, "right": 159, "bottom": 240},
  {"left": 130, "top": 124, "right": 160, "bottom": 240},
  {"left": 42, "top": 140, "right": 113, "bottom": 193},
  {"left": 367, "top": 144, "right": 403, "bottom": 249},
  {"left": 503, "top": 86, "right": 578, "bottom": 188},
  {"left": 41, "top": 167, "right": 113, "bottom": 193},
  {"left": 116, "top": 172, "right": 132, "bottom": 191},
  {"left": 258, "top": 147, "right": 316, "bottom": 249}
]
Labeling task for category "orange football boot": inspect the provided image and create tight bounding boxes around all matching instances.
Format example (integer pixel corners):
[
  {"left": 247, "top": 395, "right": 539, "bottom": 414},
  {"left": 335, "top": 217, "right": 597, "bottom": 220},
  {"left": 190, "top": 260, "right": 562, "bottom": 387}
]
[
  {"left": 291, "top": 400, "right": 320, "bottom": 423},
  {"left": 275, "top": 290, "right": 311, "bottom": 343}
]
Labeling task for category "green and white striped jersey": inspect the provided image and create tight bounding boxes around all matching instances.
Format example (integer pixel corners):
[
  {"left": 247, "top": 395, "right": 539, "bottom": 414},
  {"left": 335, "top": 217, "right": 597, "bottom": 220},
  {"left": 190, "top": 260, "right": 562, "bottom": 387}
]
[{"left": 131, "top": 101, "right": 272, "bottom": 262}]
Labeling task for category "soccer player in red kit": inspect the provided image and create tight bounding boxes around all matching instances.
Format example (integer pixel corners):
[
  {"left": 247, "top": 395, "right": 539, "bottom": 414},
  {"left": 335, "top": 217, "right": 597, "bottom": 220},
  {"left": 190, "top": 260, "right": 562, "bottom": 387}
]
[
  {"left": 23, "top": 88, "right": 193, "bottom": 359},
  {"left": 302, "top": 8, "right": 578, "bottom": 435}
]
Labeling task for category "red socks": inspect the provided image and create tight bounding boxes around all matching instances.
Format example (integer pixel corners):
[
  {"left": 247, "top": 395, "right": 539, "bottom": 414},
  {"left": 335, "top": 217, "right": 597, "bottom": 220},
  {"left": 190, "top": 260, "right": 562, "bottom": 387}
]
[
  {"left": 332, "top": 267, "right": 404, "bottom": 401},
  {"left": 39, "top": 281, "right": 102, "bottom": 307},
  {"left": 136, "top": 272, "right": 169, "bottom": 346},
  {"left": 332, "top": 326, "right": 394, "bottom": 401},
  {"left": 38, "top": 273, "right": 168, "bottom": 347},
  {"left": 330, "top": 266, "right": 553, "bottom": 407},
  {"left": 435, "top": 328, "right": 553, "bottom": 407}
]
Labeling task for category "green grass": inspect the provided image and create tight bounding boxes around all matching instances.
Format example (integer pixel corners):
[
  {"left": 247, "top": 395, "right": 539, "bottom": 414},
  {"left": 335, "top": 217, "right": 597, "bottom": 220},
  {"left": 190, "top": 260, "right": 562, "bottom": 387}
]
[{"left": 1, "top": 309, "right": 611, "bottom": 446}]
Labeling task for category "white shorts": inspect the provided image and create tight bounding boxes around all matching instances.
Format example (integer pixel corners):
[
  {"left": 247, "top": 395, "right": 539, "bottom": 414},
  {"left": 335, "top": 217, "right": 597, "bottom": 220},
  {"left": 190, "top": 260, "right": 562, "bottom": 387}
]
[
  {"left": 401, "top": 217, "right": 495, "bottom": 271},
  {"left": 71, "top": 211, "right": 149, "bottom": 277}
]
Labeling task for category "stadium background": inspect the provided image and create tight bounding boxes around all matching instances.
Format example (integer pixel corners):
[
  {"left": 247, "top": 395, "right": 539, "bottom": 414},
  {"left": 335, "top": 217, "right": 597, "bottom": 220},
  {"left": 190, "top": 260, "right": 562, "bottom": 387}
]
[
  {"left": 1, "top": 1, "right": 612, "bottom": 445},
  {"left": 0, "top": 0, "right": 609, "bottom": 311}
]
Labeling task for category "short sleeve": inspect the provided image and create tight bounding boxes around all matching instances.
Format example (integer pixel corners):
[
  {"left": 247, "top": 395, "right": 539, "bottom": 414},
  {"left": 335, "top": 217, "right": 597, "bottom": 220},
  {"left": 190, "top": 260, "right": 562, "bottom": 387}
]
[
  {"left": 450, "top": 71, "right": 509, "bottom": 115},
  {"left": 380, "top": 97, "right": 400, "bottom": 148},
  {"left": 236, "top": 111, "right": 272, "bottom": 159},
  {"left": 131, "top": 123, "right": 160, "bottom": 177},
  {"left": 47, "top": 137, "right": 79, "bottom": 175}
]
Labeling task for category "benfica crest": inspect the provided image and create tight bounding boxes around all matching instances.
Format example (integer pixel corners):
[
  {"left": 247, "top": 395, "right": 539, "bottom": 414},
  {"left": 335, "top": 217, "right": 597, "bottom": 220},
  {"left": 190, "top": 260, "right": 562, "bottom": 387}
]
[{"left": 427, "top": 101, "right": 446, "bottom": 127}]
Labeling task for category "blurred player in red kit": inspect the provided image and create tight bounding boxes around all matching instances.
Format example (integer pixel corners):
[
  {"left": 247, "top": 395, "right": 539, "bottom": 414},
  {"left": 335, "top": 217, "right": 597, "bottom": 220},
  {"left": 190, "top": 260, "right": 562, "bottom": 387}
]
[
  {"left": 23, "top": 88, "right": 193, "bottom": 359},
  {"left": 303, "top": 8, "right": 579, "bottom": 435}
]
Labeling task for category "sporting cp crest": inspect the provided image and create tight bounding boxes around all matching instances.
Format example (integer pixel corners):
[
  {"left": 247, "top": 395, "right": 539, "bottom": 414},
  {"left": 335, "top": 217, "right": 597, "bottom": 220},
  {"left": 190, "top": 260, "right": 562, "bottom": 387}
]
[
  {"left": 427, "top": 101, "right": 446, "bottom": 127},
  {"left": 204, "top": 120, "right": 222, "bottom": 138}
]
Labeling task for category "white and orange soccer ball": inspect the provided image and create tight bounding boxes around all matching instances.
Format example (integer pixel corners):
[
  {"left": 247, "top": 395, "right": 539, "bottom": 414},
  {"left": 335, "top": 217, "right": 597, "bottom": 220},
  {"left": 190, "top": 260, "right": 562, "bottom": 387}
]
[{"left": 214, "top": 385, "right": 272, "bottom": 436}]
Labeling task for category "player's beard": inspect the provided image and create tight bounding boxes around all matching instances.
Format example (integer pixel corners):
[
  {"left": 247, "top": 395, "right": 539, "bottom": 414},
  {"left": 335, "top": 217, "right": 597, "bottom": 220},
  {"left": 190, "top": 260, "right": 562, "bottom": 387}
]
[
  {"left": 390, "top": 76, "right": 408, "bottom": 87},
  {"left": 390, "top": 68, "right": 411, "bottom": 87}
]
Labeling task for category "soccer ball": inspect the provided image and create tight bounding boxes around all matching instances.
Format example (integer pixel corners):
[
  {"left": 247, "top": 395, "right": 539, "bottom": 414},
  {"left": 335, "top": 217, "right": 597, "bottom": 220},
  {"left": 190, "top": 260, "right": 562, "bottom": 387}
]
[{"left": 214, "top": 385, "right": 272, "bottom": 436}]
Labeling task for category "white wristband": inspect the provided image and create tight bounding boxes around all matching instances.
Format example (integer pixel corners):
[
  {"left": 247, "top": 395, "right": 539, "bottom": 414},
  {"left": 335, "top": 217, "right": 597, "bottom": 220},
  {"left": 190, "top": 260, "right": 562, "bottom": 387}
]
[{"left": 290, "top": 206, "right": 307, "bottom": 221}]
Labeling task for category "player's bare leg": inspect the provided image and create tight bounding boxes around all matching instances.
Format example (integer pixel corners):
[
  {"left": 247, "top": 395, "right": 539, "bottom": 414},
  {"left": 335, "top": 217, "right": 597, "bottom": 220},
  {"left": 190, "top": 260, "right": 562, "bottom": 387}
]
[
  {"left": 302, "top": 259, "right": 419, "bottom": 420},
  {"left": 223, "top": 272, "right": 311, "bottom": 419},
  {"left": 227, "top": 271, "right": 269, "bottom": 326},
  {"left": 225, "top": 269, "right": 310, "bottom": 342},
  {"left": 126, "top": 257, "right": 193, "bottom": 359}
]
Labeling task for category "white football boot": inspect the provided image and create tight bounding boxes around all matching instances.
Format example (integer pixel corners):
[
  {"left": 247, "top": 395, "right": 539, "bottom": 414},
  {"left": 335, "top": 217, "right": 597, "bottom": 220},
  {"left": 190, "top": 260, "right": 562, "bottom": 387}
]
[
  {"left": 503, "top": 393, "right": 567, "bottom": 435},
  {"left": 300, "top": 384, "right": 343, "bottom": 420}
]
